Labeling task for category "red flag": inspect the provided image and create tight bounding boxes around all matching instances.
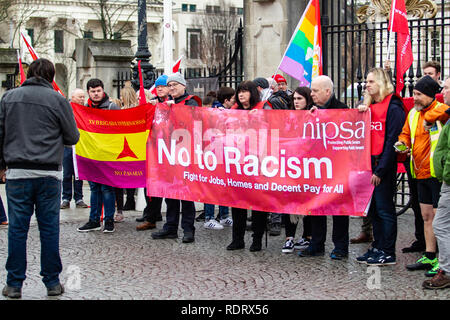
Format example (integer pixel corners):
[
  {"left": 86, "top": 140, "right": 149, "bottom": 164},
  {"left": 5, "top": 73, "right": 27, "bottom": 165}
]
[
  {"left": 138, "top": 60, "right": 147, "bottom": 105},
  {"left": 388, "top": 0, "right": 413, "bottom": 94},
  {"left": 17, "top": 50, "right": 26, "bottom": 84},
  {"left": 314, "top": 0, "right": 323, "bottom": 77},
  {"left": 172, "top": 56, "right": 182, "bottom": 73},
  {"left": 147, "top": 57, "right": 182, "bottom": 99},
  {"left": 21, "top": 32, "right": 38, "bottom": 60},
  {"left": 149, "top": 84, "right": 157, "bottom": 97},
  {"left": 21, "top": 32, "right": 65, "bottom": 96}
]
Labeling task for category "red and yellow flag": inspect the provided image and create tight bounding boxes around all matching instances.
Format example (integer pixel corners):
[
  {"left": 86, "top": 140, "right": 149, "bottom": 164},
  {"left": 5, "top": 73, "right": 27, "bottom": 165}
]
[{"left": 72, "top": 103, "right": 156, "bottom": 188}]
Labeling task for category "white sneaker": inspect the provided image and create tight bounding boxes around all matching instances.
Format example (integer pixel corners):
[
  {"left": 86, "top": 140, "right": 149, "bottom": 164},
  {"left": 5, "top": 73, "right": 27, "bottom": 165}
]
[
  {"left": 294, "top": 238, "right": 310, "bottom": 250},
  {"left": 204, "top": 219, "right": 224, "bottom": 230},
  {"left": 282, "top": 238, "right": 295, "bottom": 254},
  {"left": 219, "top": 217, "right": 233, "bottom": 227}
]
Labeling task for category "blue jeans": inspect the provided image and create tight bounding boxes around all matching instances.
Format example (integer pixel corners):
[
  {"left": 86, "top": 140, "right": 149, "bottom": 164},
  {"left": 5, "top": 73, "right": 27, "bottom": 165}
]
[
  {"left": 62, "top": 147, "right": 83, "bottom": 202},
  {"left": 5, "top": 178, "right": 62, "bottom": 288},
  {"left": 204, "top": 204, "right": 229, "bottom": 220},
  {"left": 0, "top": 194, "right": 6, "bottom": 223},
  {"left": 370, "top": 170, "right": 397, "bottom": 256},
  {"left": 88, "top": 182, "right": 115, "bottom": 222}
]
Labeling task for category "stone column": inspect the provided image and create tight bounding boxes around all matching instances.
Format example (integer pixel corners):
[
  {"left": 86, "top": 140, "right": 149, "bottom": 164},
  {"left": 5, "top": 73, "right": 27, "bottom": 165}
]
[
  {"left": 0, "top": 48, "right": 19, "bottom": 97},
  {"left": 75, "top": 39, "right": 134, "bottom": 98},
  {"left": 244, "top": 0, "right": 308, "bottom": 88}
]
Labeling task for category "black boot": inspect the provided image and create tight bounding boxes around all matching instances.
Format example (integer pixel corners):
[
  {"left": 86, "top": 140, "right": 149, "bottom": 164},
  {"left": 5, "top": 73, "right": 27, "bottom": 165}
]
[
  {"left": 227, "top": 208, "right": 247, "bottom": 250},
  {"left": 195, "top": 211, "right": 205, "bottom": 222},
  {"left": 250, "top": 211, "right": 267, "bottom": 251},
  {"left": 123, "top": 199, "right": 135, "bottom": 211},
  {"left": 249, "top": 234, "right": 262, "bottom": 252},
  {"left": 226, "top": 240, "right": 245, "bottom": 250}
]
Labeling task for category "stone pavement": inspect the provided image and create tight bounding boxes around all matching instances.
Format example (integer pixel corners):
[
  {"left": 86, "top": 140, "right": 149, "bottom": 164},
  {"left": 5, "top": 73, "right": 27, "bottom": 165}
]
[{"left": 0, "top": 184, "right": 449, "bottom": 301}]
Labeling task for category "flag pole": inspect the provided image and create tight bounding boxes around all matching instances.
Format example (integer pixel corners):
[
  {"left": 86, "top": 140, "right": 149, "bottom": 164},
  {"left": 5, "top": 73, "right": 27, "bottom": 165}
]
[
  {"left": 21, "top": 31, "right": 65, "bottom": 96},
  {"left": 16, "top": 49, "right": 25, "bottom": 85},
  {"left": 386, "top": 0, "right": 397, "bottom": 62},
  {"left": 172, "top": 55, "right": 183, "bottom": 73},
  {"left": 163, "top": 0, "right": 173, "bottom": 74}
]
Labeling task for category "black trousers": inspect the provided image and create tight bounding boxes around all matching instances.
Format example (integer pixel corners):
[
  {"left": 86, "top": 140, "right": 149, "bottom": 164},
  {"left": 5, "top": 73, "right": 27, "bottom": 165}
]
[
  {"left": 114, "top": 188, "right": 135, "bottom": 211},
  {"left": 231, "top": 208, "right": 267, "bottom": 242},
  {"left": 303, "top": 216, "right": 312, "bottom": 238},
  {"left": 163, "top": 198, "right": 196, "bottom": 234},
  {"left": 310, "top": 215, "right": 349, "bottom": 253},
  {"left": 143, "top": 194, "right": 163, "bottom": 224},
  {"left": 283, "top": 215, "right": 312, "bottom": 238}
]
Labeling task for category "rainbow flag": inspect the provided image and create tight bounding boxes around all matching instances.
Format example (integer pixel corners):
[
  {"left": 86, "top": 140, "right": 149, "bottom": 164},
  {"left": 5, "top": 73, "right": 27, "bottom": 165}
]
[
  {"left": 72, "top": 103, "right": 155, "bottom": 188},
  {"left": 279, "top": 0, "right": 322, "bottom": 86}
]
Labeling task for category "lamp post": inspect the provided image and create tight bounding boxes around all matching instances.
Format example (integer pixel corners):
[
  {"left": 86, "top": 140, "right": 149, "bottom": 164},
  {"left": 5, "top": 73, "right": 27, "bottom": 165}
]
[{"left": 132, "top": 0, "right": 155, "bottom": 91}]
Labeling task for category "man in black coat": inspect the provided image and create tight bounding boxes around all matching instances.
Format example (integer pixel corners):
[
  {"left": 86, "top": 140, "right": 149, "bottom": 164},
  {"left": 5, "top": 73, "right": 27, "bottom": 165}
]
[
  {"left": 151, "top": 73, "right": 199, "bottom": 244},
  {"left": 298, "top": 75, "right": 350, "bottom": 260},
  {"left": 268, "top": 74, "right": 292, "bottom": 110}
]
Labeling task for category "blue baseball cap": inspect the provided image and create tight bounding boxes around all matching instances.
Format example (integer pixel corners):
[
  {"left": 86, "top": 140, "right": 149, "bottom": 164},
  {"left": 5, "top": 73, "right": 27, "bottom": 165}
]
[{"left": 154, "top": 74, "right": 168, "bottom": 87}]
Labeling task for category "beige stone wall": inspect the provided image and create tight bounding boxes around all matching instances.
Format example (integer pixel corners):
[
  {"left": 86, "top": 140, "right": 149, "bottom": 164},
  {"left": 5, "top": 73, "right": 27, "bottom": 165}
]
[{"left": 244, "top": 0, "right": 287, "bottom": 80}]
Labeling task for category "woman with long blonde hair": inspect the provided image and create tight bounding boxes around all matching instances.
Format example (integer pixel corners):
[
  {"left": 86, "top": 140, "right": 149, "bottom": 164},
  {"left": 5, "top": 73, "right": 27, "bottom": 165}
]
[
  {"left": 120, "top": 86, "right": 138, "bottom": 109},
  {"left": 361, "top": 67, "right": 395, "bottom": 107},
  {"left": 356, "top": 67, "right": 406, "bottom": 266}
]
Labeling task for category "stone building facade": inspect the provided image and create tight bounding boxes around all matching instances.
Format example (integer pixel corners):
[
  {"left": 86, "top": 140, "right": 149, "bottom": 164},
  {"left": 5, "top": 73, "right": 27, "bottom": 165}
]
[{"left": 0, "top": 0, "right": 243, "bottom": 97}]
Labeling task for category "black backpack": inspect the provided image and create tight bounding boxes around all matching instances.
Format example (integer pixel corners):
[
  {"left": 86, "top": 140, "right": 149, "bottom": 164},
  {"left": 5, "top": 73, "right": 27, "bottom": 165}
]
[{"left": 268, "top": 91, "right": 291, "bottom": 110}]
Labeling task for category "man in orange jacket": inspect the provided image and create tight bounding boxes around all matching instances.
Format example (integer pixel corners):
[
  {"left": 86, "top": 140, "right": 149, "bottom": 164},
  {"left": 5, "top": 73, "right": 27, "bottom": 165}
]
[{"left": 395, "top": 75, "right": 449, "bottom": 275}]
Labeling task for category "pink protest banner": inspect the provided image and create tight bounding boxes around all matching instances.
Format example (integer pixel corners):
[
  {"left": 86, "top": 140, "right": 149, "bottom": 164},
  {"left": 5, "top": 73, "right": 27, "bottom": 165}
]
[{"left": 146, "top": 104, "right": 374, "bottom": 216}]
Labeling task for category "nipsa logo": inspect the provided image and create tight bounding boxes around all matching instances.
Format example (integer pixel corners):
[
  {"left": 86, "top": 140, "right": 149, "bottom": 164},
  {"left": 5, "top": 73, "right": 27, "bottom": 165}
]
[{"left": 301, "top": 118, "right": 366, "bottom": 149}]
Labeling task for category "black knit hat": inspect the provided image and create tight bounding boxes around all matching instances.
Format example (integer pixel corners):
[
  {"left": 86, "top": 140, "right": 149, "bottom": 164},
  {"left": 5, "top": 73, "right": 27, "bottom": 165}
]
[
  {"left": 253, "top": 77, "right": 269, "bottom": 89},
  {"left": 414, "top": 75, "right": 441, "bottom": 98}
]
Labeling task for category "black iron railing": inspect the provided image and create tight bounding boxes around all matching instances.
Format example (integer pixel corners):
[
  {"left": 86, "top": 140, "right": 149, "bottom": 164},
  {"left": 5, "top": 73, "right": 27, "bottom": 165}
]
[{"left": 321, "top": 0, "right": 449, "bottom": 108}]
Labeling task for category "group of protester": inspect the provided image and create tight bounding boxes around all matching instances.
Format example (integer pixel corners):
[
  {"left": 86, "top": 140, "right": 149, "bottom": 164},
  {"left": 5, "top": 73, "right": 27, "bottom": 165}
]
[
  {"left": 132, "top": 64, "right": 450, "bottom": 290},
  {"left": 0, "top": 57, "right": 449, "bottom": 299}
]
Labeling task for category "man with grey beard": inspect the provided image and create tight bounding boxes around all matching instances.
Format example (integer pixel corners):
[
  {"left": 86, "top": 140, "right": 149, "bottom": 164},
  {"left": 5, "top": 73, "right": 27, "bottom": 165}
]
[
  {"left": 396, "top": 75, "right": 449, "bottom": 276},
  {"left": 423, "top": 77, "right": 450, "bottom": 289}
]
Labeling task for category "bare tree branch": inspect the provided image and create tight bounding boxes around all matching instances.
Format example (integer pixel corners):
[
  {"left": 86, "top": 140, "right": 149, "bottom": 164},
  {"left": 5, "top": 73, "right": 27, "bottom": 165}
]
[
  {"left": 189, "top": 0, "right": 240, "bottom": 69},
  {"left": 0, "top": 0, "right": 13, "bottom": 24},
  {"left": 80, "top": 0, "right": 137, "bottom": 39}
]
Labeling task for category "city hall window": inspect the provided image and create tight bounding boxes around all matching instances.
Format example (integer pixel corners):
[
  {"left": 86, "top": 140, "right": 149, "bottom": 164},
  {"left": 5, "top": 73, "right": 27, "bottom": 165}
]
[
  {"left": 54, "top": 30, "right": 64, "bottom": 53},
  {"left": 187, "top": 28, "right": 201, "bottom": 59}
]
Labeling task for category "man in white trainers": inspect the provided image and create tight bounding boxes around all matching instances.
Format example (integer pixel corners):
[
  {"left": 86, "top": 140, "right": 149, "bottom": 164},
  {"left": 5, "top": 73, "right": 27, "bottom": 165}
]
[{"left": 203, "top": 204, "right": 233, "bottom": 230}]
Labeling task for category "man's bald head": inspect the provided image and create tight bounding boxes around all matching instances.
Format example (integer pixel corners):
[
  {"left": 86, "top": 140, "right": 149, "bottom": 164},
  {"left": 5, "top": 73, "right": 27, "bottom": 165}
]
[
  {"left": 310, "top": 75, "right": 334, "bottom": 106},
  {"left": 71, "top": 88, "right": 86, "bottom": 105}
]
